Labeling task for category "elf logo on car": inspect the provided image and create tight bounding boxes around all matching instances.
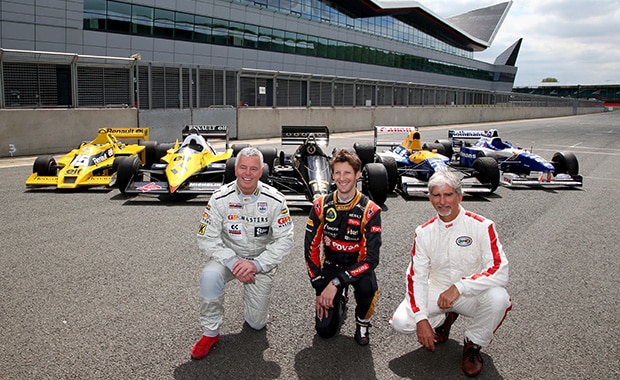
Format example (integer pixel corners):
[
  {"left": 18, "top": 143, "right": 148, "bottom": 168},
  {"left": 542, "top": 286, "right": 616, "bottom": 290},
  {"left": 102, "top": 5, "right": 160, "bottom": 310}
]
[
  {"left": 456, "top": 236, "right": 473, "bottom": 247},
  {"left": 138, "top": 182, "right": 162, "bottom": 192},
  {"left": 65, "top": 168, "right": 82, "bottom": 175}
]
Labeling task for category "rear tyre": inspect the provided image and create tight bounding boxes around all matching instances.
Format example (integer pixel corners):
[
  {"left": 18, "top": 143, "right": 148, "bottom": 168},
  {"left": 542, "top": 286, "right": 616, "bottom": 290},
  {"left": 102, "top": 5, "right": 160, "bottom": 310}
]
[
  {"left": 552, "top": 152, "right": 579, "bottom": 175},
  {"left": 224, "top": 157, "right": 236, "bottom": 183},
  {"left": 116, "top": 156, "right": 141, "bottom": 194},
  {"left": 155, "top": 143, "right": 175, "bottom": 162},
  {"left": 140, "top": 141, "right": 158, "bottom": 168},
  {"left": 435, "top": 139, "right": 454, "bottom": 159},
  {"left": 473, "top": 157, "right": 500, "bottom": 192},
  {"left": 353, "top": 142, "right": 376, "bottom": 167},
  {"left": 362, "top": 163, "right": 388, "bottom": 206},
  {"left": 232, "top": 144, "right": 251, "bottom": 156},
  {"left": 422, "top": 142, "right": 447, "bottom": 156},
  {"left": 258, "top": 147, "right": 277, "bottom": 174},
  {"left": 33, "top": 156, "right": 57, "bottom": 176}
]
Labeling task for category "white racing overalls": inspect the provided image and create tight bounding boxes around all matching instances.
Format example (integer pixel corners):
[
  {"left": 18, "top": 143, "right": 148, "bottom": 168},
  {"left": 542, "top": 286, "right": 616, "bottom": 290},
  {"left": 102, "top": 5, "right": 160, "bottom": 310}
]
[
  {"left": 391, "top": 206, "right": 511, "bottom": 346},
  {"left": 196, "top": 181, "right": 294, "bottom": 336}
]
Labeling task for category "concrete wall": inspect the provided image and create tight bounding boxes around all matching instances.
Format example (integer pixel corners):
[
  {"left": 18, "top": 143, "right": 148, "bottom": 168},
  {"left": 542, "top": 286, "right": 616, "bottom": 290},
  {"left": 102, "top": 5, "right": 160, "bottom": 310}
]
[
  {"left": 1, "top": 108, "right": 137, "bottom": 157},
  {"left": 0, "top": 105, "right": 604, "bottom": 157},
  {"left": 235, "top": 105, "right": 605, "bottom": 139}
]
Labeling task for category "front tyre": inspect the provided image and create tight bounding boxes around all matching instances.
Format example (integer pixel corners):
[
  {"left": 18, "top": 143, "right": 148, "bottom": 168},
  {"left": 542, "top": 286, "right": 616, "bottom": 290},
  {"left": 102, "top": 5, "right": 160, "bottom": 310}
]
[
  {"left": 473, "top": 157, "right": 500, "bottom": 192},
  {"left": 552, "top": 152, "right": 579, "bottom": 175},
  {"left": 362, "top": 163, "right": 388, "bottom": 206},
  {"left": 116, "top": 156, "right": 141, "bottom": 194},
  {"left": 33, "top": 156, "right": 57, "bottom": 176}
]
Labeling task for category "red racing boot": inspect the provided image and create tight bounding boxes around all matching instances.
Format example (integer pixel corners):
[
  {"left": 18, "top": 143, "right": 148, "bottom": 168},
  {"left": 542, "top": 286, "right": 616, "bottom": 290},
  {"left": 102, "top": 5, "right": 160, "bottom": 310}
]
[{"left": 191, "top": 334, "right": 220, "bottom": 360}]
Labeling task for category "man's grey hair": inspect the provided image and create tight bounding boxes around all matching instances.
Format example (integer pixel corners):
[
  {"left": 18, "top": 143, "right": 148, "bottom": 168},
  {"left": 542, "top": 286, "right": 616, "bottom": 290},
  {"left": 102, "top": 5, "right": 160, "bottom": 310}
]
[
  {"left": 235, "top": 146, "right": 264, "bottom": 168},
  {"left": 427, "top": 170, "right": 462, "bottom": 195}
]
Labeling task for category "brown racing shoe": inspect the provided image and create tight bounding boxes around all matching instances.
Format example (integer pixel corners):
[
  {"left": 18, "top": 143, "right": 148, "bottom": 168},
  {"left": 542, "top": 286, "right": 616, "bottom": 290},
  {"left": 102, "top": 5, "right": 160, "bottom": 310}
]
[
  {"left": 434, "top": 312, "right": 459, "bottom": 344},
  {"left": 191, "top": 334, "right": 220, "bottom": 360},
  {"left": 462, "top": 339, "right": 483, "bottom": 377}
]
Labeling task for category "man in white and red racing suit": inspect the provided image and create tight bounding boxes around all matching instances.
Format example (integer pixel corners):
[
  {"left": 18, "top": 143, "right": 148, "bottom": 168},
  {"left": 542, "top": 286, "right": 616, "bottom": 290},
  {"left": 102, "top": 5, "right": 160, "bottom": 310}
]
[
  {"left": 192, "top": 147, "right": 294, "bottom": 360},
  {"left": 305, "top": 149, "right": 382, "bottom": 345},
  {"left": 391, "top": 170, "right": 511, "bottom": 377}
]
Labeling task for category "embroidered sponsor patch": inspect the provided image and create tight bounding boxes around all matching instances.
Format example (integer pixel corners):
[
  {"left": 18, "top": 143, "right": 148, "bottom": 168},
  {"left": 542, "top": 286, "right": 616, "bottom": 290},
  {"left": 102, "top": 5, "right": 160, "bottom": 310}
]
[
  {"left": 254, "top": 226, "right": 270, "bottom": 237},
  {"left": 257, "top": 201, "right": 268, "bottom": 214},
  {"left": 228, "top": 223, "right": 243, "bottom": 239},
  {"left": 198, "top": 223, "right": 207, "bottom": 235},
  {"left": 229, "top": 202, "right": 243, "bottom": 209},
  {"left": 456, "top": 236, "right": 473, "bottom": 247},
  {"left": 325, "top": 208, "right": 337, "bottom": 222}
]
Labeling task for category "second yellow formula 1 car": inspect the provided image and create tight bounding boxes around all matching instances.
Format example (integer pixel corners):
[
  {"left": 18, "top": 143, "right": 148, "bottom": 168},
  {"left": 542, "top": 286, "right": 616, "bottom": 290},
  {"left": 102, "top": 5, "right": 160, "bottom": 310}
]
[
  {"left": 25, "top": 128, "right": 153, "bottom": 190},
  {"left": 114, "top": 125, "right": 233, "bottom": 199}
]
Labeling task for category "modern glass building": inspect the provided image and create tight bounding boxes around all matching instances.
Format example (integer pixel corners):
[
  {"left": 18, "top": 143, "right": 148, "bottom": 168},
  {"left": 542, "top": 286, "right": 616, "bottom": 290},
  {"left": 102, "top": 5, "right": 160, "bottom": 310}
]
[{"left": 0, "top": 0, "right": 521, "bottom": 110}]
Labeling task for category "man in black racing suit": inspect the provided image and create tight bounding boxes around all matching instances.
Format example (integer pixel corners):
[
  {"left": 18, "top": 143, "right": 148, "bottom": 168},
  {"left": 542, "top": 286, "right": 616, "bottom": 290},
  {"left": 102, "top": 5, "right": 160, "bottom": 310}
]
[{"left": 304, "top": 149, "right": 382, "bottom": 345}]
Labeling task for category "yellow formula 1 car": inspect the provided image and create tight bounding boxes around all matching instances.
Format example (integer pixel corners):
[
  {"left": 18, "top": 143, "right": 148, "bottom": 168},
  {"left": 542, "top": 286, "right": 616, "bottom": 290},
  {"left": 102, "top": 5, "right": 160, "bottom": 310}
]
[
  {"left": 25, "top": 128, "right": 153, "bottom": 190},
  {"left": 114, "top": 125, "right": 233, "bottom": 199}
]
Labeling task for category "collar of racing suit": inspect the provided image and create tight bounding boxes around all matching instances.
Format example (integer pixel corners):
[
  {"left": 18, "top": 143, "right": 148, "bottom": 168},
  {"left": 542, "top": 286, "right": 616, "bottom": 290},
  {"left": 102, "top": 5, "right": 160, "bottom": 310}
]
[{"left": 333, "top": 190, "right": 362, "bottom": 211}]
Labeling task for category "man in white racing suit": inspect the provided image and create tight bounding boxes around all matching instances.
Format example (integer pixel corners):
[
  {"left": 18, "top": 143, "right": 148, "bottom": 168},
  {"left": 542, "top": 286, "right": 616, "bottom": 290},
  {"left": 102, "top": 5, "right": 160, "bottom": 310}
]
[
  {"left": 391, "top": 170, "right": 511, "bottom": 377},
  {"left": 191, "top": 147, "right": 294, "bottom": 360}
]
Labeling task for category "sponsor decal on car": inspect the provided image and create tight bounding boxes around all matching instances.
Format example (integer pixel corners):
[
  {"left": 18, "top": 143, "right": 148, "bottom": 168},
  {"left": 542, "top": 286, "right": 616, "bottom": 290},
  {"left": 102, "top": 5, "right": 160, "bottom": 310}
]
[{"left": 137, "top": 182, "right": 163, "bottom": 192}]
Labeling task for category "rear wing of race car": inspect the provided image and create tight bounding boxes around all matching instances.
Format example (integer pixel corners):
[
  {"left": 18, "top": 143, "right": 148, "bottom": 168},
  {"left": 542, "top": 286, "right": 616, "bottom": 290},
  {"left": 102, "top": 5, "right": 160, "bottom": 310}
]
[
  {"left": 281, "top": 125, "right": 329, "bottom": 146},
  {"left": 182, "top": 125, "right": 230, "bottom": 149},
  {"left": 97, "top": 127, "right": 150, "bottom": 141},
  {"left": 448, "top": 129, "right": 499, "bottom": 140},
  {"left": 374, "top": 126, "right": 418, "bottom": 148}
]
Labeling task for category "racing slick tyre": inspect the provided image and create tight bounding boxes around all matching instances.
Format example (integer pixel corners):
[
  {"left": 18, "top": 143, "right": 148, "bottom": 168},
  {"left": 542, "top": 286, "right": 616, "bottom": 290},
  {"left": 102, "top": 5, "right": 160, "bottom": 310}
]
[
  {"left": 361, "top": 163, "right": 388, "bottom": 206},
  {"left": 376, "top": 156, "right": 398, "bottom": 193},
  {"left": 232, "top": 144, "right": 251, "bottom": 157},
  {"left": 140, "top": 141, "right": 158, "bottom": 169},
  {"left": 261, "top": 163, "right": 270, "bottom": 184},
  {"left": 33, "top": 155, "right": 57, "bottom": 176},
  {"left": 258, "top": 146, "right": 277, "bottom": 174},
  {"left": 552, "top": 152, "right": 579, "bottom": 176},
  {"left": 225, "top": 157, "right": 236, "bottom": 184},
  {"left": 116, "top": 156, "right": 141, "bottom": 194},
  {"left": 434, "top": 139, "right": 454, "bottom": 159},
  {"left": 473, "top": 157, "right": 500, "bottom": 193},
  {"left": 422, "top": 142, "right": 448, "bottom": 156},
  {"left": 353, "top": 142, "right": 377, "bottom": 167},
  {"left": 155, "top": 143, "right": 175, "bottom": 162}
]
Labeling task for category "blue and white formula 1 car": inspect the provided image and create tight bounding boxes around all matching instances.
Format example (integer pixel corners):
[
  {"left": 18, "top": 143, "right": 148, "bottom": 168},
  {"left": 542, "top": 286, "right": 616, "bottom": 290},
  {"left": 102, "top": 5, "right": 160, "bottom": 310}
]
[
  {"left": 354, "top": 126, "right": 500, "bottom": 196},
  {"left": 446, "top": 129, "right": 583, "bottom": 187}
]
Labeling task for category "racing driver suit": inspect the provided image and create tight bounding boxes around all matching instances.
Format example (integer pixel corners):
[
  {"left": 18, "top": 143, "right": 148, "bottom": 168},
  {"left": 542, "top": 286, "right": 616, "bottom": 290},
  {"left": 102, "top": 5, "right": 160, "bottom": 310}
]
[
  {"left": 305, "top": 190, "right": 382, "bottom": 338},
  {"left": 197, "top": 181, "right": 294, "bottom": 336},
  {"left": 391, "top": 206, "right": 512, "bottom": 347}
]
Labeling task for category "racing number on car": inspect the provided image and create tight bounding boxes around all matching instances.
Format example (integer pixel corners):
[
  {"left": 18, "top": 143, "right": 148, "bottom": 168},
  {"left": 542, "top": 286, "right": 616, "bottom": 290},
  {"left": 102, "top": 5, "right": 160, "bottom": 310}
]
[{"left": 309, "top": 179, "right": 329, "bottom": 194}]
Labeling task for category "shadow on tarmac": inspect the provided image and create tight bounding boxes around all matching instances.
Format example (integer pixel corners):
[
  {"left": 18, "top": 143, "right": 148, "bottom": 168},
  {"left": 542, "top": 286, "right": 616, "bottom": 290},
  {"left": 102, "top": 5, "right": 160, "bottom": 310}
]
[
  {"left": 389, "top": 339, "right": 503, "bottom": 379},
  {"left": 174, "top": 323, "right": 281, "bottom": 380},
  {"left": 294, "top": 334, "right": 377, "bottom": 379}
]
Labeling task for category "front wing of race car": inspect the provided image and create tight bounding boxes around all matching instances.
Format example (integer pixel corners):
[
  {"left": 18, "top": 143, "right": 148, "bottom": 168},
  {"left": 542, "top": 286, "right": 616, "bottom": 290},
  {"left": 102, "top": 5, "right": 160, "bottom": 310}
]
[
  {"left": 500, "top": 172, "right": 583, "bottom": 187},
  {"left": 122, "top": 162, "right": 228, "bottom": 195}
]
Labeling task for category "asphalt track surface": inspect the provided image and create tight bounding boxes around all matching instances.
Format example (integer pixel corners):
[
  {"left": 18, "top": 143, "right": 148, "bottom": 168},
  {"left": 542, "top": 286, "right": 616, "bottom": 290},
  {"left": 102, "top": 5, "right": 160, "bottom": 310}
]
[{"left": 1, "top": 112, "right": 619, "bottom": 379}]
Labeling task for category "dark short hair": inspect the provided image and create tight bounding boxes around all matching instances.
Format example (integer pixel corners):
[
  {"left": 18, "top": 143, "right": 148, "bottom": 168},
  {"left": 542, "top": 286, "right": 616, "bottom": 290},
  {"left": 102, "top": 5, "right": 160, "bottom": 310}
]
[{"left": 329, "top": 149, "right": 362, "bottom": 173}]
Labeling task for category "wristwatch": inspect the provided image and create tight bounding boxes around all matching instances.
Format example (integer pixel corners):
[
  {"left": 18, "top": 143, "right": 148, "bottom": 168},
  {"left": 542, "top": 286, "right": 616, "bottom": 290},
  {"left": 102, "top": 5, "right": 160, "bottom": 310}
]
[{"left": 331, "top": 278, "right": 340, "bottom": 287}]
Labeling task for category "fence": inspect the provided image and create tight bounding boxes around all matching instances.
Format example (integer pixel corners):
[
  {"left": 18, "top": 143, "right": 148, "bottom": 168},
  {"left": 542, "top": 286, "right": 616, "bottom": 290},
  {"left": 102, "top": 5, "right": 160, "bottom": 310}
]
[{"left": 0, "top": 48, "right": 604, "bottom": 110}]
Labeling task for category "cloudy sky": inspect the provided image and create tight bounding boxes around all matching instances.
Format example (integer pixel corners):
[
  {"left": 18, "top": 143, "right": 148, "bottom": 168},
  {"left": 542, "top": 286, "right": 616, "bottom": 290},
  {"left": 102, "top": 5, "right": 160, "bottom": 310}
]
[{"left": 422, "top": 0, "right": 620, "bottom": 87}]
